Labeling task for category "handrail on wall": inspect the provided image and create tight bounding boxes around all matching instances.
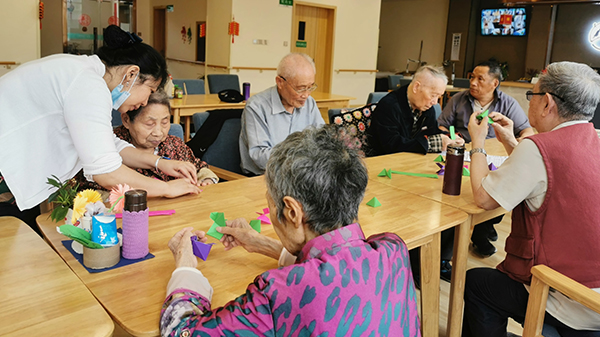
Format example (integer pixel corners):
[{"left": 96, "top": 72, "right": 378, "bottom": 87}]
[
  {"left": 0, "top": 61, "right": 18, "bottom": 69},
  {"left": 335, "top": 69, "right": 378, "bottom": 74},
  {"left": 231, "top": 66, "right": 277, "bottom": 73},
  {"left": 206, "top": 64, "right": 229, "bottom": 69},
  {"left": 166, "top": 57, "right": 205, "bottom": 66}
]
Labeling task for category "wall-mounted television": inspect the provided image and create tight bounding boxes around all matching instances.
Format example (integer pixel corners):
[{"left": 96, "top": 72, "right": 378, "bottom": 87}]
[{"left": 481, "top": 8, "right": 527, "bottom": 36}]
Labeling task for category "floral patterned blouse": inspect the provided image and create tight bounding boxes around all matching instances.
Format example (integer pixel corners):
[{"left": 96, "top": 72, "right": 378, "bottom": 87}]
[{"left": 75, "top": 126, "right": 211, "bottom": 191}]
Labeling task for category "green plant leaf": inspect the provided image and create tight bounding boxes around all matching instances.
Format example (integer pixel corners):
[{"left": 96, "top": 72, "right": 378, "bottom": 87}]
[{"left": 50, "top": 206, "right": 69, "bottom": 223}]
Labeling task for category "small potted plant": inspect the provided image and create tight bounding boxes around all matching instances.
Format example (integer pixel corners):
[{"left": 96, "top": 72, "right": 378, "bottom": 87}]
[{"left": 46, "top": 175, "right": 79, "bottom": 223}]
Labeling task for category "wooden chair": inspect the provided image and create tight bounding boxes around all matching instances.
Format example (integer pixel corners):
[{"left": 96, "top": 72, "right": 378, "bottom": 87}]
[{"left": 522, "top": 264, "right": 600, "bottom": 337}]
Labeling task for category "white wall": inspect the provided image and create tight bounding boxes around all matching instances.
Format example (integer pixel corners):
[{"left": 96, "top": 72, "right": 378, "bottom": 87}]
[
  {"left": 377, "top": 0, "right": 449, "bottom": 73},
  {"left": 0, "top": 0, "right": 41, "bottom": 77},
  {"left": 229, "top": 0, "right": 381, "bottom": 105}
]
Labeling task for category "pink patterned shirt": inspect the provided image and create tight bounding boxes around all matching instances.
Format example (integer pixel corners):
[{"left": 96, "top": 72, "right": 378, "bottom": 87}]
[{"left": 160, "top": 223, "right": 421, "bottom": 336}]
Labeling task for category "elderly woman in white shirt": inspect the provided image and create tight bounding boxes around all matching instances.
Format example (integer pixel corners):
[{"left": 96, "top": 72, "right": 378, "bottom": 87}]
[{"left": 0, "top": 25, "right": 201, "bottom": 232}]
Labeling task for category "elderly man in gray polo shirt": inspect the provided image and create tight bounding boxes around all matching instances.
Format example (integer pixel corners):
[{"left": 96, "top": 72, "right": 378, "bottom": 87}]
[
  {"left": 239, "top": 53, "right": 325, "bottom": 175},
  {"left": 437, "top": 60, "right": 534, "bottom": 258}
]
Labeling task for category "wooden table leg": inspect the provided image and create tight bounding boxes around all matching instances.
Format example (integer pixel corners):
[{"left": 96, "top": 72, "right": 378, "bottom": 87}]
[
  {"left": 446, "top": 217, "right": 474, "bottom": 337},
  {"left": 173, "top": 108, "right": 180, "bottom": 124},
  {"left": 420, "top": 232, "right": 441, "bottom": 337},
  {"left": 184, "top": 116, "right": 191, "bottom": 142}
]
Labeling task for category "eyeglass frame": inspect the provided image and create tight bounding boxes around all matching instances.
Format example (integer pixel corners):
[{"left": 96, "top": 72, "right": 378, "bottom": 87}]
[
  {"left": 526, "top": 90, "right": 565, "bottom": 102},
  {"left": 279, "top": 76, "right": 318, "bottom": 94}
]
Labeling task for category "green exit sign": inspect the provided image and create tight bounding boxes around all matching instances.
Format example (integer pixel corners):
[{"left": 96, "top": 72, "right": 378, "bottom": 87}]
[
  {"left": 279, "top": 0, "right": 293, "bottom": 6},
  {"left": 296, "top": 41, "right": 307, "bottom": 48}
]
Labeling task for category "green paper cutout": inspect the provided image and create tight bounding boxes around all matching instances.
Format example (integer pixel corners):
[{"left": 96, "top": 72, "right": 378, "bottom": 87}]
[
  {"left": 250, "top": 219, "right": 261, "bottom": 233},
  {"left": 487, "top": 117, "right": 494, "bottom": 124},
  {"left": 366, "top": 197, "right": 382, "bottom": 208},
  {"left": 378, "top": 168, "right": 392, "bottom": 179},
  {"left": 449, "top": 126, "right": 456, "bottom": 140},
  {"left": 207, "top": 212, "right": 227, "bottom": 240},
  {"left": 433, "top": 155, "right": 445, "bottom": 163},
  {"left": 476, "top": 109, "right": 489, "bottom": 120},
  {"left": 390, "top": 171, "right": 439, "bottom": 179},
  {"left": 462, "top": 167, "right": 471, "bottom": 176},
  {"left": 57, "top": 224, "right": 103, "bottom": 249}
]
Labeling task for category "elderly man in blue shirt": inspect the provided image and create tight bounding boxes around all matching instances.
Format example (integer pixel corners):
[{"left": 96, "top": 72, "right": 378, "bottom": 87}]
[{"left": 239, "top": 53, "right": 325, "bottom": 175}]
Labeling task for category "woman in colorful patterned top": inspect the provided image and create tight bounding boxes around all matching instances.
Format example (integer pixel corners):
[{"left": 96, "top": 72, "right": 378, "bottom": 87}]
[
  {"left": 161, "top": 126, "right": 421, "bottom": 336},
  {"left": 77, "top": 90, "right": 217, "bottom": 191}
]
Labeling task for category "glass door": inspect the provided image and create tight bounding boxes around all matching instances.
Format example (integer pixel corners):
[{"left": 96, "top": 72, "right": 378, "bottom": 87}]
[{"left": 65, "top": 0, "right": 135, "bottom": 55}]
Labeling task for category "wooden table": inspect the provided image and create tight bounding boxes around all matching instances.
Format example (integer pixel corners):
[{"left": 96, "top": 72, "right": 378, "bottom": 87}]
[
  {"left": 363, "top": 139, "right": 509, "bottom": 337},
  {"left": 37, "top": 176, "right": 467, "bottom": 337},
  {"left": 170, "top": 92, "right": 355, "bottom": 141},
  {"left": 0, "top": 217, "right": 114, "bottom": 337}
]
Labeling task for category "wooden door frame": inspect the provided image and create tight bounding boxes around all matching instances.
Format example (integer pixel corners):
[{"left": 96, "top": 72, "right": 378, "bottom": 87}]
[
  {"left": 153, "top": 6, "right": 167, "bottom": 57},
  {"left": 291, "top": 1, "right": 336, "bottom": 93}
]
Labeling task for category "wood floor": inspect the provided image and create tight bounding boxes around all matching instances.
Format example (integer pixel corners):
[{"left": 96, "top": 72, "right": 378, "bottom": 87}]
[{"left": 419, "top": 211, "right": 524, "bottom": 337}]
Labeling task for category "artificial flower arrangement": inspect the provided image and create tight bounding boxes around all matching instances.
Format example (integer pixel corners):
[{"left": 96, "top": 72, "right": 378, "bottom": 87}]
[{"left": 47, "top": 177, "right": 132, "bottom": 266}]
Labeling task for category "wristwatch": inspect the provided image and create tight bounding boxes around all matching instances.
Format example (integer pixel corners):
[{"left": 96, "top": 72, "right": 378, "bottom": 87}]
[{"left": 470, "top": 148, "right": 487, "bottom": 157}]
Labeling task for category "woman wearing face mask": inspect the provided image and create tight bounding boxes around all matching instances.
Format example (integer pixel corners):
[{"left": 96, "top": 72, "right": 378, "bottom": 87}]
[
  {"left": 0, "top": 25, "right": 201, "bottom": 234},
  {"left": 75, "top": 90, "right": 218, "bottom": 191}
]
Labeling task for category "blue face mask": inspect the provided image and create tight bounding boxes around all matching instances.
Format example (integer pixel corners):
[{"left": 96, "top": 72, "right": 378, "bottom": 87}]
[{"left": 111, "top": 72, "right": 139, "bottom": 110}]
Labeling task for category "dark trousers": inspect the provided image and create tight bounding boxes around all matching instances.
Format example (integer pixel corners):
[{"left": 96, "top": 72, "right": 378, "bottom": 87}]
[
  {"left": 471, "top": 214, "right": 503, "bottom": 243},
  {"left": 0, "top": 202, "right": 41, "bottom": 236},
  {"left": 463, "top": 268, "right": 600, "bottom": 337}
]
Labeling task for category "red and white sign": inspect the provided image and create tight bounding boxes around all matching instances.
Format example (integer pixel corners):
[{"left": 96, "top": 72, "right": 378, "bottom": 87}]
[
  {"left": 108, "top": 15, "right": 118, "bottom": 26},
  {"left": 79, "top": 14, "right": 91, "bottom": 27}
]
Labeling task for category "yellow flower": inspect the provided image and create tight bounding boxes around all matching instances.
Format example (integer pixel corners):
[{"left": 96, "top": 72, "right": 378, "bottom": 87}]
[{"left": 71, "top": 189, "right": 102, "bottom": 224}]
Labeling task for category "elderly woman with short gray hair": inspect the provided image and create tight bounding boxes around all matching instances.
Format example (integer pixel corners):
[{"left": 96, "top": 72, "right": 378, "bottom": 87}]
[{"left": 161, "top": 125, "right": 421, "bottom": 336}]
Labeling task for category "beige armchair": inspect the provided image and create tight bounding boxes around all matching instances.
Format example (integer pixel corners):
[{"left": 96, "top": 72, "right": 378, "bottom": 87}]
[{"left": 523, "top": 264, "right": 600, "bottom": 337}]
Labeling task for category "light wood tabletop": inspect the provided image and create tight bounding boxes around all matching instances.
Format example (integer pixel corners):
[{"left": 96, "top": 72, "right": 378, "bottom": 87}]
[
  {"left": 170, "top": 92, "right": 355, "bottom": 141},
  {"left": 363, "top": 138, "right": 509, "bottom": 337},
  {"left": 37, "top": 175, "right": 467, "bottom": 337},
  {"left": 0, "top": 216, "right": 113, "bottom": 337}
]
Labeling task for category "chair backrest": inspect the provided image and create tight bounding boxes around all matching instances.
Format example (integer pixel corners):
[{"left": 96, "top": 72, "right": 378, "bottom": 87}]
[
  {"left": 387, "top": 75, "right": 403, "bottom": 90},
  {"left": 453, "top": 78, "right": 470, "bottom": 88},
  {"left": 206, "top": 74, "right": 241, "bottom": 94},
  {"left": 367, "top": 92, "right": 387, "bottom": 104},
  {"left": 522, "top": 264, "right": 600, "bottom": 337},
  {"left": 172, "top": 79, "right": 205, "bottom": 95},
  {"left": 399, "top": 78, "right": 412, "bottom": 88},
  {"left": 192, "top": 111, "right": 243, "bottom": 174},
  {"left": 433, "top": 103, "right": 442, "bottom": 120},
  {"left": 111, "top": 109, "right": 184, "bottom": 140}
]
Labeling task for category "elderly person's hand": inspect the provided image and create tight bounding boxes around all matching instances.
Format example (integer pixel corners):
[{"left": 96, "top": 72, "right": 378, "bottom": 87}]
[
  {"left": 440, "top": 134, "right": 465, "bottom": 151},
  {"left": 158, "top": 159, "right": 198, "bottom": 185},
  {"left": 199, "top": 178, "right": 215, "bottom": 187},
  {"left": 164, "top": 179, "right": 202, "bottom": 198},
  {"left": 168, "top": 227, "right": 207, "bottom": 269},
  {"left": 489, "top": 112, "right": 518, "bottom": 150},
  {"left": 218, "top": 218, "right": 262, "bottom": 252},
  {"left": 468, "top": 111, "right": 490, "bottom": 147}
]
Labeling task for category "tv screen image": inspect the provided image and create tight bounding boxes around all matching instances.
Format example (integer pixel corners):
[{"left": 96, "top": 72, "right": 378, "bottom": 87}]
[{"left": 481, "top": 8, "right": 527, "bottom": 36}]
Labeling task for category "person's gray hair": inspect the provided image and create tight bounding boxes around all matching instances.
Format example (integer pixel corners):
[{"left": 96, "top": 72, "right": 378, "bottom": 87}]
[
  {"left": 276, "top": 53, "right": 316, "bottom": 80},
  {"left": 538, "top": 61, "right": 600, "bottom": 121},
  {"left": 126, "top": 89, "right": 171, "bottom": 122},
  {"left": 265, "top": 125, "right": 368, "bottom": 235},
  {"left": 413, "top": 65, "right": 448, "bottom": 85}
]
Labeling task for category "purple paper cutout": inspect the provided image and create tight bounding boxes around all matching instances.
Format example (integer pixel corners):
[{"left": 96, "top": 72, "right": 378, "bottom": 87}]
[
  {"left": 489, "top": 163, "right": 497, "bottom": 171},
  {"left": 191, "top": 236, "right": 215, "bottom": 261},
  {"left": 436, "top": 162, "right": 445, "bottom": 175}
]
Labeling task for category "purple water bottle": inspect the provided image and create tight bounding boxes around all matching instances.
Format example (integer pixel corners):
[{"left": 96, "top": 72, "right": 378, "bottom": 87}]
[
  {"left": 122, "top": 189, "right": 149, "bottom": 259},
  {"left": 243, "top": 82, "right": 251, "bottom": 101},
  {"left": 442, "top": 144, "right": 465, "bottom": 195}
]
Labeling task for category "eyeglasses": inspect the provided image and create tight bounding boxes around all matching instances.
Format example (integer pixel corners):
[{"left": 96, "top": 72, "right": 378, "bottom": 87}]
[
  {"left": 279, "top": 76, "right": 317, "bottom": 94},
  {"left": 526, "top": 90, "right": 565, "bottom": 102}
]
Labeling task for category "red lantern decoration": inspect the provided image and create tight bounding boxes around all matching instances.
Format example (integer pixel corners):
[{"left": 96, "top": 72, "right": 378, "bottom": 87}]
[
  {"left": 228, "top": 16, "right": 239, "bottom": 43},
  {"left": 199, "top": 23, "right": 206, "bottom": 38},
  {"left": 39, "top": 1, "right": 44, "bottom": 29}
]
